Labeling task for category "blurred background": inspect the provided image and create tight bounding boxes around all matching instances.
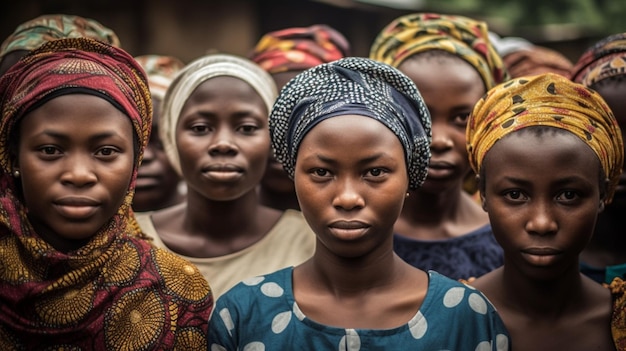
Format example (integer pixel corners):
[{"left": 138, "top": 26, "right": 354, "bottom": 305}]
[{"left": 2, "top": 0, "right": 626, "bottom": 64}]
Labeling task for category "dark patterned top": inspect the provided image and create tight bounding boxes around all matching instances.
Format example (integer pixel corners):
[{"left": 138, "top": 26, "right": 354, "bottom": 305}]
[{"left": 393, "top": 224, "right": 503, "bottom": 280}]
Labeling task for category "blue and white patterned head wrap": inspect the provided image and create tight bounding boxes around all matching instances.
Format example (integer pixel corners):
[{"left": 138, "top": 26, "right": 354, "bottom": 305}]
[{"left": 270, "top": 57, "right": 431, "bottom": 189}]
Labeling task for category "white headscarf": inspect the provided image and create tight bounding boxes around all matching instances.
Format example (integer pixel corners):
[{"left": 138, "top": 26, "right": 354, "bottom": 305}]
[{"left": 160, "top": 53, "right": 277, "bottom": 175}]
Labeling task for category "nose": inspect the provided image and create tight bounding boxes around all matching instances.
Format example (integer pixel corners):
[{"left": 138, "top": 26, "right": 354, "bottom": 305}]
[
  {"left": 332, "top": 177, "right": 365, "bottom": 211},
  {"left": 208, "top": 128, "right": 238, "bottom": 156},
  {"left": 60, "top": 155, "right": 97, "bottom": 187},
  {"left": 141, "top": 143, "right": 156, "bottom": 163},
  {"left": 430, "top": 121, "right": 454, "bottom": 153},
  {"left": 525, "top": 199, "right": 558, "bottom": 236}
]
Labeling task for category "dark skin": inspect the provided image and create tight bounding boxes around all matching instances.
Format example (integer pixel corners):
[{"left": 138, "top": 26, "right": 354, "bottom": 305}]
[
  {"left": 150, "top": 76, "right": 281, "bottom": 258},
  {"left": 291, "top": 115, "right": 428, "bottom": 329},
  {"left": 473, "top": 130, "right": 615, "bottom": 351},
  {"left": 395, "top": 53, "right": 488, "bottom": 240},
  {"left": 258, "top": 70, "right": 302, "bottom": 211},
  {"left": 580, "top": 78, "right": 626, "bottom": 272}
]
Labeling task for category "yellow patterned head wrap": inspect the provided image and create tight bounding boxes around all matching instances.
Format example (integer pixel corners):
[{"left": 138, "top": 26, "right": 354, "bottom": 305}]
[
  {"left": 467, "top": 73, "right": 624, "bottom": 202},
  {"left": 369, "top": 12, "right": 508, "bottom": 90}
]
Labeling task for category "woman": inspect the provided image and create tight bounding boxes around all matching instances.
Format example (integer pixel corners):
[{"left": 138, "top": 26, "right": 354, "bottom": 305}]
[
  {"left": 0, "top": 37, "right": 212, "bottom": 349},
  {"left": 369, "top": 13, "right": 507, "bottom": 280},
  {"left": 208, "top": 57, "right": 509, "bottom": 350},
  {"left": 134, "top": 53, "right": 315, "bottom": 299},
  {"left": 467, "top": 73, "right": 623, "bottom": 350}
]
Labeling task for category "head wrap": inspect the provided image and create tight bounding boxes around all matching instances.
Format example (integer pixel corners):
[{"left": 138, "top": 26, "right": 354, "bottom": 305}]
[
  {"left": 134, "top": 54, "right": 185, "bottom": 100},
  {"left": 0, "top": 14, "right": 120, "bottom": 59},
  {"left": 489, "top": 33, "right": 573, "bottom": 78},
  {"left": 570, "top": 32, "right": 626, "bottom": 87},
  {"left": 249, "top": 24, "right": 351, "bottom": 74},
  {"left": 369, "top": 12, "right": 508, "bottom": 90},
  {"left": 270, "top": 57, "right": 431, "bottom": 190},
  {"left": 467, "top": 73, "right": 624, "bottom": 201},
  {"left": 160, "top": 53, "right": 277, "bottom": 175},
  {"left": 0, "top": 37, "right": 212, "bottom": 348}
]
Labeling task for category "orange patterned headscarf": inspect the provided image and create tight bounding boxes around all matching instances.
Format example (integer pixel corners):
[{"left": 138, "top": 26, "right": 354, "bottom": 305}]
[
  {"left": 467, "top": 73, "right": 624, "bottom": 202},
  {"left": 369, "top": 12, "right": 508, "bottom": 90},
  {"left": 0, "top": 38, "right": 212, "bottom": 349}
]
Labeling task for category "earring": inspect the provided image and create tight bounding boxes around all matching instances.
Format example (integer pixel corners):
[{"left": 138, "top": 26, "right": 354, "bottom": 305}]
[
  {"left": 405, "top": 192, "right": 410, "bottom": 198},
  {"left": 12, "top": 170, "right": 20, "bottom": 178}
]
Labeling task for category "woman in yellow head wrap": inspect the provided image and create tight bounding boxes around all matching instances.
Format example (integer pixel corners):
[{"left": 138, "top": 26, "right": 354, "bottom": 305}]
[
  {"left": 467, "top": 72, "right": 623, "bottom": 351},
  {"left": 369, "top": 12, "right": 508, "bottom": 280}
]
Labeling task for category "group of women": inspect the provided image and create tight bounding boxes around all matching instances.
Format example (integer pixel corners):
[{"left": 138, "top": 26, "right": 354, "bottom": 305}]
[{"left": 0, "top": 11, "right": 624, "bottom": 351}]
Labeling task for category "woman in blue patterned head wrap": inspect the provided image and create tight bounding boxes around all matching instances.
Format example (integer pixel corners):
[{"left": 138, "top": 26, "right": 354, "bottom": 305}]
[{"left": 208, "top": 57, "right": 510, "bottom": 350}]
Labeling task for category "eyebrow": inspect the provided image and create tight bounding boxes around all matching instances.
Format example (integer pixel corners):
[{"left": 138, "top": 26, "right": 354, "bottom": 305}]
[
  {"left": 315, "top": 152, "right": 391, "bottom": 165},
  {"left": 36, "top": 129, "right": 126, "bottom": 141},
  {"left": 502, "top": 175, "right": 593, "bottom": 187}
]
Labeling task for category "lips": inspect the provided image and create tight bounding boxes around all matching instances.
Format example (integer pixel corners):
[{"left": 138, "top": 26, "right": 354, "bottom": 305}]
[
  {"left": 328, "top": 220, "right": 370, "bottom": 240},
  {"left": 202, "top": 164, "right": 244, "bottom": 182},
  {"left": 53, "top": 196, "right": 101, "bottom": 219},
  {"left": 426, "top": 160, "right": 455, "bottom": 179},
  {"left": 521, "top": 247, "right": 563, "bottom": 266}
]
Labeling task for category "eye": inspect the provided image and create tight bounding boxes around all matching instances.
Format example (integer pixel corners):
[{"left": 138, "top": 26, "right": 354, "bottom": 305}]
[
  {"left": 190, "top": 123, "right": 210, "bottom": 134},
  {"left": 96, "top": 147, "right": 120, "bottom": 157},
  {"left": 238, "top": 124, "right": 259, "bottom": 134},
  {"left": 453, "top": 113, "right": 470, "bottom": 127},
  {"left": 556, "top": 190, "right": 579, "bottom": 202},
  {"left": 314, "top": 168, "right": 329, "bottom": 177},
  {"left": 41, "top": 146, "right": 58, "bottom": 155},
  {"left": 366, "top": 168, "right": 386, "bottom": 177},
  {"left": 503, "top": 190, "right": 527, "bottom": 202}
]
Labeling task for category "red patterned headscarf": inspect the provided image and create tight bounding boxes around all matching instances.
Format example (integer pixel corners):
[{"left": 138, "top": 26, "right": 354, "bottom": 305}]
[
  {"left": 369, "top": 12, "right": 508, "bottom": 90},
  {"left": 570, "top": 32, "right": 626, "bottom": 87},
  {"left": 249, "top": 24, "right": 350, "bottom": 74},
  {"left": 0, "top": 38, "right": 212, "bottom": 349}
]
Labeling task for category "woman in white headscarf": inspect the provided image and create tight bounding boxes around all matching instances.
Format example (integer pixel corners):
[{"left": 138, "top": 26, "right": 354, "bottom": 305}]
[{"left": 134, "top": 53, "right": 316, "bottom": 299}]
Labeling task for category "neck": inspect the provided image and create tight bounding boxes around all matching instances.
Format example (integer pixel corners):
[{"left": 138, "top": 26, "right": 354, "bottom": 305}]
[
  {"left": 183, "top": 189, "right": 264, "bottom": 239},
  {"left": 306, "top": 237, "right": 407, "bottom": 296}
]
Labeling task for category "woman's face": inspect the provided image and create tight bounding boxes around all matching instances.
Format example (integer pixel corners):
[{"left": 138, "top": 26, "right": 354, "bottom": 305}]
[
  {"left": 133, "top": 96, "right": 183, "bottom": 212},
  {"left": 399, "top": 54, "right": 485, "bottom": 194},
  {"left": 480, "top": 130, "right": 604, "bottom": 280},
  {"left": 294, "top": 115, "right": 408, "bottom": 259},
  {"left": 175, "top": 76, "right": 270, "bottom": 201},
  {"left": 17, "top": 94, "right": 135, "bottom": 252}
]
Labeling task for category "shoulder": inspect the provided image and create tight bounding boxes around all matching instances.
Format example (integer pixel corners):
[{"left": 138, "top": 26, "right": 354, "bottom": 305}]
[{"left": 427, "top": 270, "right": 499, "bottom": 314}]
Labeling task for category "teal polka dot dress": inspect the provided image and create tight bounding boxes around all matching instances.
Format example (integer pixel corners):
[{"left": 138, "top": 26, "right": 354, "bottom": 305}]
[{"left": 208, "top": 267, "right": 510, "bottom": 350}]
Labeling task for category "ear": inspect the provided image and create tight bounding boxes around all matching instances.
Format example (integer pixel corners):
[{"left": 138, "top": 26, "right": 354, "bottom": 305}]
[
  {"left": 476, "top": 174, "right": 487, "bottom": 211},
  {"left": 598, "top": 177, "right": 610, "bottom": 213}
]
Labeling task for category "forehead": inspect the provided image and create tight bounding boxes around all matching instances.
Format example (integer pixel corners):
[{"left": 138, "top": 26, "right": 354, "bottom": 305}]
[
  {"left": 298, "top": 114, "right": 404, "bottom": 157},
  {"left": 482, "top": 129, "right": 601, "bottom": 182}
]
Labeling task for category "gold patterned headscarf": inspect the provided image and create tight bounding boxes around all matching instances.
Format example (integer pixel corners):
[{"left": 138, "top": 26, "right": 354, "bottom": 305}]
[
  {"left": 467, "top": 73, "right": 624, "bottom": 202},
  {"left": 369, "top": 12, "right": 508, "bottom": 90}
]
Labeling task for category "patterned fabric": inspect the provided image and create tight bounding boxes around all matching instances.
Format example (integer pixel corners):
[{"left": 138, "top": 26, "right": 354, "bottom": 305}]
[
  {"left": 369, "top": 12, "right": 508, "bottom": 90},
  {"left": 393, "top": 224, "right": 503, "bottom": 280},
  {"left": 610, "top": 277, "right": 626, "bottom": 350},
  {"left": 160, "top": 53, "right": 277, "bottom": 176},
  {"left": 134, "top": 54, "right": 185, "bottom": 100},
  {"left": 570, "top": 32, "right": 626, "bottom": 87},
  {"left": 0, "top": 14, "right": 120, "bottom": 59},
  {"left": 466, "top": 73, "right": 624, "bottom": 202},
  {"left": 489, "top": 32, "right": 573, "bottom": 78},
  {"left": 0, "top": 38, "right": 213, "bottom": 349},
  {"left": 208, "top": 267, "right": 510, "bottom": 350},
  {"left": 270, "top": 57, "right": 431, "bottom": 189},
  {"left": 249, "top": 24, "right": 350, "bottom": 74}
]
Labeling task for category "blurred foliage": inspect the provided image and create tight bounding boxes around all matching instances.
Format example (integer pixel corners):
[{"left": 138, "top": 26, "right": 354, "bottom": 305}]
[{"left": 427, "top": 0, "right": 626, "bottom": 38}]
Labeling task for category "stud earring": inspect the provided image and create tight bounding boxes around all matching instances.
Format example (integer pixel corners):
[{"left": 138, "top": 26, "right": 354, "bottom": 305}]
[
  {"left": 13, "top": 170, "right": 20, "bottom": 178},
  {"left": 405, "top": 192, "right": 410, "bottom": 198}
]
